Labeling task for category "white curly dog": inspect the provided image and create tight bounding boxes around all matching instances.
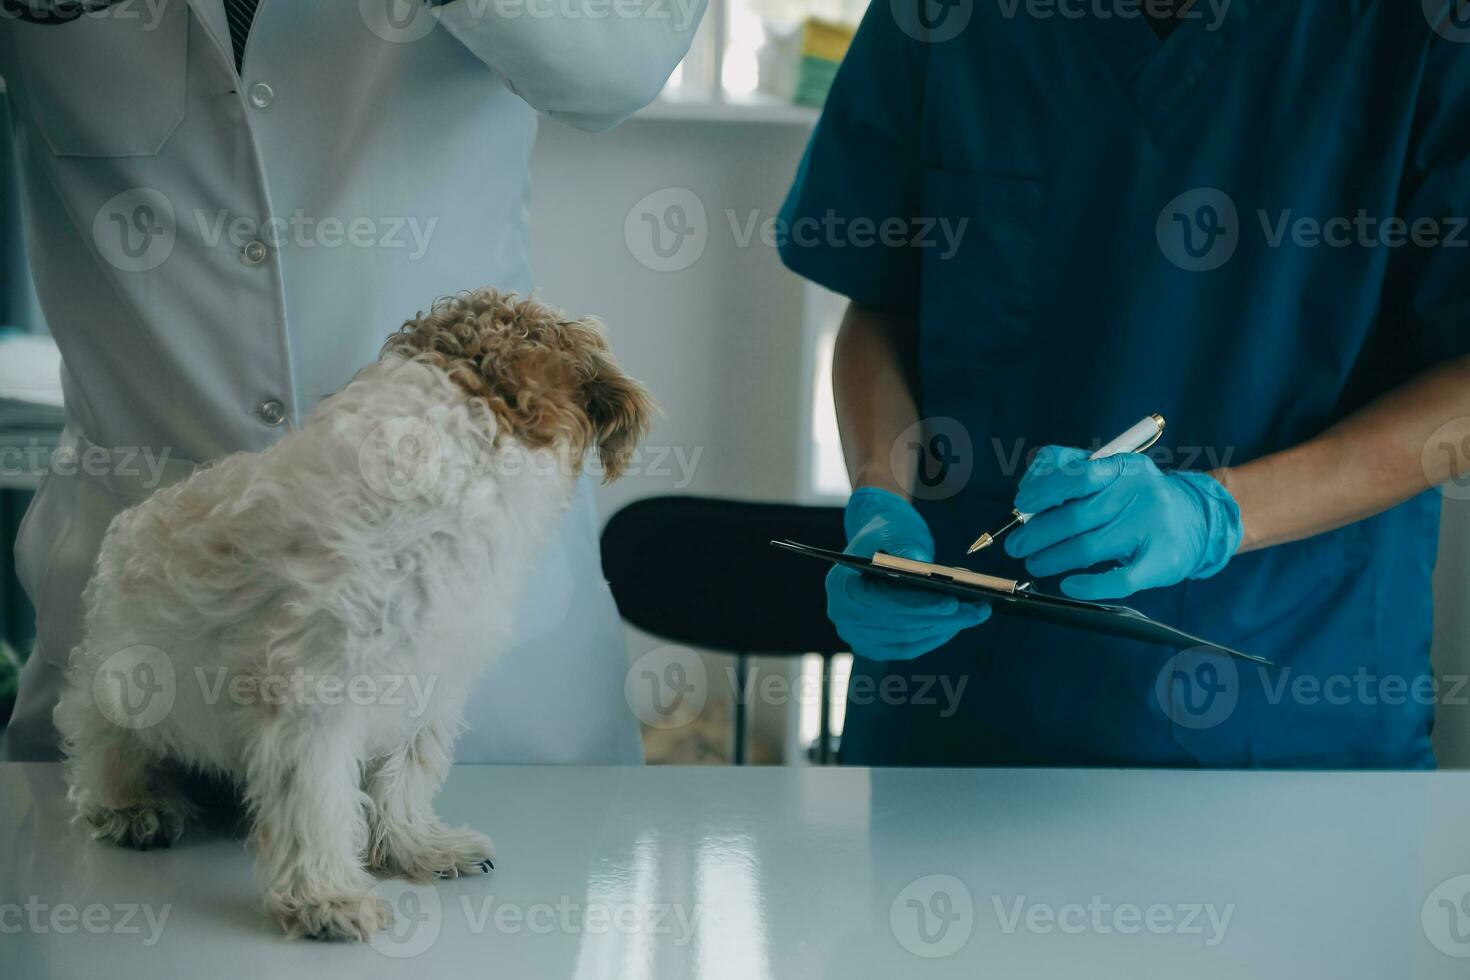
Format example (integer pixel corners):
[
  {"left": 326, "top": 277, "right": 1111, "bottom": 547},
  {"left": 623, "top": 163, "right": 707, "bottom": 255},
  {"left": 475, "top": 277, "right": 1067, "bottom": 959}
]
[{"left": 53, "top": 289, "right": 653, "bottom": 940}]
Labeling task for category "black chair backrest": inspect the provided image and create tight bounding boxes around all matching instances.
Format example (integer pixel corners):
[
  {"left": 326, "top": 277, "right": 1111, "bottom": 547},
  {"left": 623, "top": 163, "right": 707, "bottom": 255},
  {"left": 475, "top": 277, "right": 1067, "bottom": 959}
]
[{"left": 601, "top": 496, "right": 847, "bottom": 655}]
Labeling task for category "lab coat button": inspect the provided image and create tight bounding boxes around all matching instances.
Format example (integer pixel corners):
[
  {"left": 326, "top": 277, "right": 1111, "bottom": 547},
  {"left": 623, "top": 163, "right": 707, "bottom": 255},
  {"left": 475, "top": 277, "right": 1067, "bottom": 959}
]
[
  {"left": 240, "top": 240, "right": 268, "bottom": 265},
  {"left": 255, "top": 400, "right": 286, "bottom": 426},
  {"left": 248, "top": 83, "right": 274, "bottom": 109}
]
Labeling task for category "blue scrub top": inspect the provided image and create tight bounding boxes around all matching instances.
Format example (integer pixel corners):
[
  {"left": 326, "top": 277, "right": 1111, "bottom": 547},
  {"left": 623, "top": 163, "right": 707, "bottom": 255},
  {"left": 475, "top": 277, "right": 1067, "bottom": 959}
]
[{"left": 780, "top": 0, "right": 1470, "bottom": 768}]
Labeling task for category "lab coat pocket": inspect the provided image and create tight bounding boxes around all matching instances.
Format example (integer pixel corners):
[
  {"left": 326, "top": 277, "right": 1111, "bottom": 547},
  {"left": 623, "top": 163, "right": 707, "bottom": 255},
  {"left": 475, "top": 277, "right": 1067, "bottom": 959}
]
[
  {"left": 13, "top": 470, "right": 68, "bottom": 611},
  {"left": 27, "top": 433, "right": 200, "bottom": 668},
  {"left": 13, "top": 4, "right": 187, "bottom": 157},
  {"left": 918, "top": 168, "right": 1044, "bottom": 358}
]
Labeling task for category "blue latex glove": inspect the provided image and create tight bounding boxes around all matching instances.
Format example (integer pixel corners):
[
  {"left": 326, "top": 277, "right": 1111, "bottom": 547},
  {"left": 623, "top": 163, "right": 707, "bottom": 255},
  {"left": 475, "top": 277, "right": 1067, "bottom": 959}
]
[
  {"left": 827, "top": 487, "right": 991, "bottom": 661},
  {"left": 1004, "top": 446, "right": 1243, "bottom": 600}
]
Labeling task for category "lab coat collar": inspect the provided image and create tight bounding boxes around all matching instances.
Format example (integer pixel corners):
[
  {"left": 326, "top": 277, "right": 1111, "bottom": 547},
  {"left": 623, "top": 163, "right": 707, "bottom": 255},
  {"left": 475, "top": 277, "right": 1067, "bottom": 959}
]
[{"left": 184, "top": 0, "right": 234, "bottom": 76}]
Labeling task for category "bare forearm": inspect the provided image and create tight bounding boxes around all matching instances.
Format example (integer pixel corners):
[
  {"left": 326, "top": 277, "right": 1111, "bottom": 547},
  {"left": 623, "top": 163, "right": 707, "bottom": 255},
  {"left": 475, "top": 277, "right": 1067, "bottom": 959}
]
[
  {"left": 833, "top": 302, "right": 922, "bottom": 500},
  {"left": 1213, "top": 354, "right": 1470, "bottom": 553}
]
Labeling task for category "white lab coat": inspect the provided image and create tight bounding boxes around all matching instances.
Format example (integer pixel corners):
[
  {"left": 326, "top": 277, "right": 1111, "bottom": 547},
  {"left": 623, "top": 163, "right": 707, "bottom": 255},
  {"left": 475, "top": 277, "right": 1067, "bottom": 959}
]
[{"left": 0, "top": 0, "right": 702, "bottom": 762}]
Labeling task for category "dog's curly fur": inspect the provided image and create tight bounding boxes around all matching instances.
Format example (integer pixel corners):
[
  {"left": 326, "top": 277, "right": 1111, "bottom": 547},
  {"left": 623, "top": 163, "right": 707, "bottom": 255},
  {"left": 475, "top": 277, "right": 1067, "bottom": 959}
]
[
  {"left": 381, "top": 291, "right": 652, "bottom": 481},
  {"left": 53, "top": 289, "right": 653, "bottom": 941}
]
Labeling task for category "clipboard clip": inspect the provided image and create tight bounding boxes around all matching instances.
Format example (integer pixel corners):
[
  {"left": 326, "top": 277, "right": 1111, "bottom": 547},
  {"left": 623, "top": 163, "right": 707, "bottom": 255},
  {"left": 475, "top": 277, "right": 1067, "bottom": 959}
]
[{"left": 873, "top": 552, "right": 1031, "bottom": 594}]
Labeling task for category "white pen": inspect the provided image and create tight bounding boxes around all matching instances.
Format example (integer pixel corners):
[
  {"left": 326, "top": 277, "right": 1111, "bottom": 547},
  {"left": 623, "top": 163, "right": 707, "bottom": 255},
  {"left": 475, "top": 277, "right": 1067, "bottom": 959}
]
[{"left": 967, "top": 414, "right": 1166, "bottom": 554}]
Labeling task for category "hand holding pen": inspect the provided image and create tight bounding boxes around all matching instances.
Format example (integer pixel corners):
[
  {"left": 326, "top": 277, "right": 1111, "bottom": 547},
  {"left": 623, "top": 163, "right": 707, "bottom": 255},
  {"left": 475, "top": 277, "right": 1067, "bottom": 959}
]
[
  {"left": 969, "top": 415, "right": 1168, "bottom": 553},
  {"left": 971, "top": 415, "right": 1246, "bottom": 600}
]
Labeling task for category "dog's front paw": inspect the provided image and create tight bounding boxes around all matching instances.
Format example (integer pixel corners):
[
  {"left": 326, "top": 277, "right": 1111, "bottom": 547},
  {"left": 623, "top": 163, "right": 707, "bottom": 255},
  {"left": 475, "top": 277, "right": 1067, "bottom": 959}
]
[
  {"left": 429, "top": 827, "right": 496, "bottom": 880},
  {"left": 84, "top": 798, "right": 193, "bottom": 850},
  {"left": 272, "top": 892, "right": 391, "bottom": 942},
  {"left": 378, "top": 826, "right": 496, "bottom": 881}
]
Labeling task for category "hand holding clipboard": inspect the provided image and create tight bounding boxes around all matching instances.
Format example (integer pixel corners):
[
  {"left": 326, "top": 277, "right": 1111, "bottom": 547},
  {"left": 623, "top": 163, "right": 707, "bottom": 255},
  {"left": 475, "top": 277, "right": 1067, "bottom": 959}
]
[{"left": 770, "top": 540, "right": 1266, "bottom": 663}]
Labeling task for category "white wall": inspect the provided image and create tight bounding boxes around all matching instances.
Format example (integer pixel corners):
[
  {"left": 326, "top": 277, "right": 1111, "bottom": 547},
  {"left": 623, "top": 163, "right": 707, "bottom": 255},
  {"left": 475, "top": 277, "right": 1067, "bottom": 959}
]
[
  {"left": 1433, "top": 499, "right": 1470, "bottom": 767},
  {"left": 530, "top": 116, "right": 816, "bottom": 518},
  {"left": 529, "top": 116, "right": 818, "bottom": 763}
]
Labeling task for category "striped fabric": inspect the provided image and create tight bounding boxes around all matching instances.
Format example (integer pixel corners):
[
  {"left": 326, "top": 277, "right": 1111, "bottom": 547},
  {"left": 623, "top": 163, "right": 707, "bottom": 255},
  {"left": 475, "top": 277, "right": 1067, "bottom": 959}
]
[{"left": 222, "top": 0, "right": 261, "bottom": 71}]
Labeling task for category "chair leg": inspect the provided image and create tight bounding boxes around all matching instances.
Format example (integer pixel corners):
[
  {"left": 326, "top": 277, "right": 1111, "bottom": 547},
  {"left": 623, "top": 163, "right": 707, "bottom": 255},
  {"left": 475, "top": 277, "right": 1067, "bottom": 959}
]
[
  {"left": 732, "top": 653, "right": 749, "bottom": 766},
  {"left": 818, "top": 654, "right": 833, "bottom": 765}
]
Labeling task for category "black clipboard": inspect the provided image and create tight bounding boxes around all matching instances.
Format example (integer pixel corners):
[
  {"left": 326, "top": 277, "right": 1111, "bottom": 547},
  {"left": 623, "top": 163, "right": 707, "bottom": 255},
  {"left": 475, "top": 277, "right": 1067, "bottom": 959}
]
[{"left": 771, "top": 540, "right": 1268, "bottom": 664}]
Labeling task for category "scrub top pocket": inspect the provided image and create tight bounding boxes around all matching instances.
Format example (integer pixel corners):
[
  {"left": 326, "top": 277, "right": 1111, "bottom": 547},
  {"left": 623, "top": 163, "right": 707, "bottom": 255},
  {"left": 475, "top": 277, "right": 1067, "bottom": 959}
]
[
  {"left": 919, "top": 168, "right": 1045, "bottom": 358},
  {"left": 14, "top": 6, "right": 188, "bottom": 158},
  {"left": 1169, "top": 522, "right": 1388, "bottom": 767}
]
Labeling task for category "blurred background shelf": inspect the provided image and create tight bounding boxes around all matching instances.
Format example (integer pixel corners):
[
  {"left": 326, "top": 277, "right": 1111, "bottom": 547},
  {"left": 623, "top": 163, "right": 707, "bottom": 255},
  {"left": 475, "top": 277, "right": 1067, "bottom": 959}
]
[{"left": 636, "top": 92, "right": 820, "bottom": 125}]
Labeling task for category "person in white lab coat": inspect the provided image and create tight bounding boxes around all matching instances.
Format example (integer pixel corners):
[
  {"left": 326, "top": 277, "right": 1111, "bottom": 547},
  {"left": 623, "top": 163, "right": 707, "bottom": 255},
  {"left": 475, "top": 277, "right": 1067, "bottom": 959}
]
[{"left": 0, "top": 0, "right": 703, "bottom": 762}]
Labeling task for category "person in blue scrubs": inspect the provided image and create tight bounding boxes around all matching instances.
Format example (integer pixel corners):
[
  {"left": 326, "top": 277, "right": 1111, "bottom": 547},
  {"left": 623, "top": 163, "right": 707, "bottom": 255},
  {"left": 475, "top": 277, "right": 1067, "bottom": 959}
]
[{"left": 779, "top": 0, "right": 1470, "bottom": 768}]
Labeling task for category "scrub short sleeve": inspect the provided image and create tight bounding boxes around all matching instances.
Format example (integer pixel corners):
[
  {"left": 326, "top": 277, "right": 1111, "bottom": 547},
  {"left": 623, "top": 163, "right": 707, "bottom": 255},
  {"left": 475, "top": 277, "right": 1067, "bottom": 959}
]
[
  {"left": 1380, "top": 34, "right": 1470, "bottom": 376},
  {"left": 777, "top": 4, "right": 927, "bottom": 313}
]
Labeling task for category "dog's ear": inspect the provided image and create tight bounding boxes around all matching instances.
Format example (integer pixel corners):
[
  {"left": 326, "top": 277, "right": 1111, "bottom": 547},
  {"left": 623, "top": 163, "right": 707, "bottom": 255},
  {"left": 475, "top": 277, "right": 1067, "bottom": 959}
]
[
  {"left": 583, "top": 356, "right": 655, "bottom": 482},
  {"left": 553, "top": 314, "right": 655, "bottom": 482}
]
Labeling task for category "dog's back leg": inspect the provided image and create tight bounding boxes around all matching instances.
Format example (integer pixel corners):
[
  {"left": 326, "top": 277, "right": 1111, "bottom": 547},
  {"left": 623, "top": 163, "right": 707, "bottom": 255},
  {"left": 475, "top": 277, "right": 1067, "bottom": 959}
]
[
  {"left": 54, "top": 668, "right": 197, "bottom": 849},
  {"left": 244, "top": 710, "right": 385, "bottom": 941},
  {"left": 364, "top": 716, "right": 495, "bottom": 881}
]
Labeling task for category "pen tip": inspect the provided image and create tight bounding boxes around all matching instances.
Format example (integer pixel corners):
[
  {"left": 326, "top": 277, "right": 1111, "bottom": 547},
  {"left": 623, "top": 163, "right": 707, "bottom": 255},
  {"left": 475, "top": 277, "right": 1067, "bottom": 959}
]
[{"left": 967, "top": 535, "right": 992, "bottom": 554}]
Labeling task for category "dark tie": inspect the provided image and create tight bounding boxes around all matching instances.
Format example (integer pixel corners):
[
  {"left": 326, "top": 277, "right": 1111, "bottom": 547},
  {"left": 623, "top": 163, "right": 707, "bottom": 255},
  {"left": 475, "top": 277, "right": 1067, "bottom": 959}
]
[{"left": 222, "top": 0, "right": 261, "bottom": 72}]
